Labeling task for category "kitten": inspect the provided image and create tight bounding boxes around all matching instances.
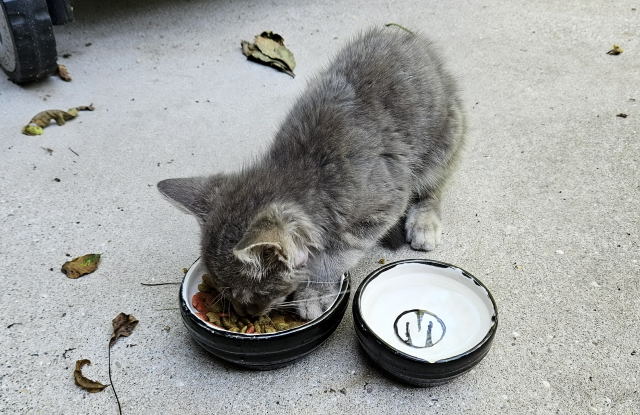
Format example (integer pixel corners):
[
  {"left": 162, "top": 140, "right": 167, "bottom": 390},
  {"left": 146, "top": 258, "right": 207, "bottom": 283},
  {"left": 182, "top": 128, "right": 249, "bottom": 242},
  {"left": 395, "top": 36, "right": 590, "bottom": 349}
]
[{"left": 158, "top": 27, "right": 466, "bottom": 320}]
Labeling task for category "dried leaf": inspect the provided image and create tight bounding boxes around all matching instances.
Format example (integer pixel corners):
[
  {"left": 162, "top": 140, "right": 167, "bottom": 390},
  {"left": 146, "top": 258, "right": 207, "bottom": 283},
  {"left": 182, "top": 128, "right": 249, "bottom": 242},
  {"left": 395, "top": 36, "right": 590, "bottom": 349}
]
[
  {"left": 110, "top": 313, "right": 139, "bottom": 347},
  {"left": 606, "top": 45, "right": 623, "bottom": 55},
  {"left": 74, "top": 359, "right": 108, "bottom": 393},
  {"left": 378, "top": 258, "right": 386, "bottom": 264},
  {"left": 254, "top": 32, "right": 296, "bottom": 69},
  {"left": 241, "top": 41, "right": 294, "bottom": 76},
  {"left": 61, "top": 254, "right": 101, "bottom": 279},
  {"left": 241, "top": 31, "right": 295, "bottom": 77},
  {"left": 22, "top": 104, "right": 94, "bottom": 136},
  {"left": 57, "top": 64, "right": 72, "bottom": 81}
]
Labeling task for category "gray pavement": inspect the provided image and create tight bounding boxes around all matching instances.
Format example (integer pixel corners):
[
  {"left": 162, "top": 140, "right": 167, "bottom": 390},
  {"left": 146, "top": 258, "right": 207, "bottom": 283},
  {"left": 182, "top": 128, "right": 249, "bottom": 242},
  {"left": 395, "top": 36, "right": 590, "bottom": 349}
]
[{"left": 1, "top": 0, "right": 639, "bottom": 414}]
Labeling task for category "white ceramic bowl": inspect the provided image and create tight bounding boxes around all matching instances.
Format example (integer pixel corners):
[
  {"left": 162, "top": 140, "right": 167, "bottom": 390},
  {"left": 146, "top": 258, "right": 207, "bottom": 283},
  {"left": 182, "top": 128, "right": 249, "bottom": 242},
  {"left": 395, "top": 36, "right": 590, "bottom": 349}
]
[{"left": 353, "top": 259, "right": 497, "bottom": 385}]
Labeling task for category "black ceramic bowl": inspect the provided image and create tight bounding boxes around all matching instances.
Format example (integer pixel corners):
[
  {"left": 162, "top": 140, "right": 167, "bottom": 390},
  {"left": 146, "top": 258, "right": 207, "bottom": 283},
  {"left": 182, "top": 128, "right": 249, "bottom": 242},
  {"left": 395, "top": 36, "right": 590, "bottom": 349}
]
[
  {"left": 353, "top": 259, "right": 498, "bottom": 386},
  {"left": 180, "top": 259, "right": 351, "bottom": 370}
]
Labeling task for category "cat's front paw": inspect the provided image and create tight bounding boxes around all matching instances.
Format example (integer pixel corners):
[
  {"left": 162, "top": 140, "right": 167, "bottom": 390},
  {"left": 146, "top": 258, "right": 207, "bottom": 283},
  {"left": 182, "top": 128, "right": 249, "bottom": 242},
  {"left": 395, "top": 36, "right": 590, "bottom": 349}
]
[
  {"left": 405, "top": 207, "right": 442, "bottom": 251},
  {"left": 293, "top": 285, "right": 338, "bottom": 320}
]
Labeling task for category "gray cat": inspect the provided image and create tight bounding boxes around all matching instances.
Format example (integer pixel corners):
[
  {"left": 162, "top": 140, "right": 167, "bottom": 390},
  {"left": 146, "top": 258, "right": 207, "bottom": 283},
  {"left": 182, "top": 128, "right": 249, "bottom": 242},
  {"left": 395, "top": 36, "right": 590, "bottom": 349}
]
[{"left": 158, "top": 27, "right": 466, "bottom": 320}]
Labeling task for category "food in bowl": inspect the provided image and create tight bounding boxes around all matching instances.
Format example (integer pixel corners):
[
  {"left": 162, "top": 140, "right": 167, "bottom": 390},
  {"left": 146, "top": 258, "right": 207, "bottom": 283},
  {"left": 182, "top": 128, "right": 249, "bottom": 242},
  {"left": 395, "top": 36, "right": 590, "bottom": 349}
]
[{"left": 192, "top": 274, "right": 308, "bottom": 334}]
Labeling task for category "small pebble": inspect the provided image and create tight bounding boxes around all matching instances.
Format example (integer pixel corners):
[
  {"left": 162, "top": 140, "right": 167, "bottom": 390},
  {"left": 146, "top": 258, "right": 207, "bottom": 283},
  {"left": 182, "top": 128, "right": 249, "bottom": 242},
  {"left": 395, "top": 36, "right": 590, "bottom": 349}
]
[
  {"left": 542, "top": 380, "right": 551, "bottom": 388},
  {"left": 512, "top": 331, "right": 520, "bottom": 339},
  {"left": 555, "top": 250, "right": 564, "bottom": 255},
  {"left": 590, "top": 281, "right": 601, "bottom": 288}
]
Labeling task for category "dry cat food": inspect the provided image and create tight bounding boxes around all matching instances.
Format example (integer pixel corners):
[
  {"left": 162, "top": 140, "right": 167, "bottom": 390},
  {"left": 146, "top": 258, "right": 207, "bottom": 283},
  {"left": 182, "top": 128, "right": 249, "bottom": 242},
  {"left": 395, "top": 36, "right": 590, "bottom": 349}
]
[{"left": 192, "top": 274, "right": 307, "bottom": 334}]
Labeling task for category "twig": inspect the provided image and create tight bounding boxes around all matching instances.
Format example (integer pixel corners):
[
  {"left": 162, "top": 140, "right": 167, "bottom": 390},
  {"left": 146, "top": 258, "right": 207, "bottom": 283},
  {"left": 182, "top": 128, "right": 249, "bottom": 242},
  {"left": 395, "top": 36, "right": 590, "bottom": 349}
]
[
  {"left": 107, "top": 343, "right": 122, "bottom": 415},
  {"left": 68, "top": 147, "right": 80, "bottom": 157},
  {"left": 62, "top": 347, "right": 76, "bottom": 359},
  {"left": 153, "top": 307, "right": 179, "bottom": 311},
  {"left": 384, "top": 23, "right": 414, "bottom": 34},
  {"left": 140, "top": 282, "right": 181, "bottom": 286}
]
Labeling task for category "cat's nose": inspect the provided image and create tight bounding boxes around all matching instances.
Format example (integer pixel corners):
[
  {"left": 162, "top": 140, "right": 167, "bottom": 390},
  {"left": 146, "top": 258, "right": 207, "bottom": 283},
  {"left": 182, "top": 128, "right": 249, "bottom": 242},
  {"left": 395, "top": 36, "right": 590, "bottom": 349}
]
[
  {"left": 245, "top": 303, "right": 265, "bottom": 316},
  {"left": 230, "top": 300, "right": 248, "bottom": 316},
  {"left": 231, "top": 300, "right": 266, "bottom": 317}
]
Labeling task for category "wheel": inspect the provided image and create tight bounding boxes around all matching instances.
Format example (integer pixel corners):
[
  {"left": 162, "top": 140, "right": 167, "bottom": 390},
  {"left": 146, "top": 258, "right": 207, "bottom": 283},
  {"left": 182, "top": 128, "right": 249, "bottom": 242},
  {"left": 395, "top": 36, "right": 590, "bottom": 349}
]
[{"left": 0, "top": 0, "right": 57, "bottom": 84}]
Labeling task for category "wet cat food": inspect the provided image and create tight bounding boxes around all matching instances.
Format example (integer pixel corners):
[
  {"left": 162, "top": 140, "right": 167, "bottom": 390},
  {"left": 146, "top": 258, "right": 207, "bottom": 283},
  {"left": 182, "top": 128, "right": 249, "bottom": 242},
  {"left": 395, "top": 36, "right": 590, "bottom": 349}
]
[{"left": 192, "top": 274, "right": 307, "bottom": 334}]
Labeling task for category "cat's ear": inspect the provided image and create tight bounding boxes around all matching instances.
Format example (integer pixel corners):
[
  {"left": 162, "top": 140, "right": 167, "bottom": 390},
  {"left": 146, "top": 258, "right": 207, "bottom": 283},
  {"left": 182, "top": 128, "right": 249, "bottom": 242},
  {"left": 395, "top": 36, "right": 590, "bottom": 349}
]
[
  {"left": 157, "top": 176, "right": 222, "bottom": 223},
  {"left": 232, "top": 203, "right": 321, "bottom": 271}
]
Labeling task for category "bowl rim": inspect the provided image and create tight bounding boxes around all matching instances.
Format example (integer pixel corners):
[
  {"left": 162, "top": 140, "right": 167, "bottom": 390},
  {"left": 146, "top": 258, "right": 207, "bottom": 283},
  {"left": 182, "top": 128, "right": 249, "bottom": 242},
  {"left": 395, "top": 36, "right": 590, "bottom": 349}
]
[
  {"left": 180, "top": 258, "right": 351, "bottom": 340},
  {"left": 353, "top": 258, "right": 498, "bottom": 364}
]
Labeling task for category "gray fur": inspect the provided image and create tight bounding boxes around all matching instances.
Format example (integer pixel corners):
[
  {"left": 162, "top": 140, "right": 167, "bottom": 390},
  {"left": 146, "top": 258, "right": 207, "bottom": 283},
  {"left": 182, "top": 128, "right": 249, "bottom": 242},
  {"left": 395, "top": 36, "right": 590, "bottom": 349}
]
[{"left": 158, "top": 27, "right": 466, "bottom": 320}]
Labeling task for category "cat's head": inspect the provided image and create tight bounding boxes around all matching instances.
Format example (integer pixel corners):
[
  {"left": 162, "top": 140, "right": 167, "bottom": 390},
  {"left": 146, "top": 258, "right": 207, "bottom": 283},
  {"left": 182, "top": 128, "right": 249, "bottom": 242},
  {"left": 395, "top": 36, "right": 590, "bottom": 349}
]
[{"left": 158, "top": 176, "right": 321, "bottom": 316}]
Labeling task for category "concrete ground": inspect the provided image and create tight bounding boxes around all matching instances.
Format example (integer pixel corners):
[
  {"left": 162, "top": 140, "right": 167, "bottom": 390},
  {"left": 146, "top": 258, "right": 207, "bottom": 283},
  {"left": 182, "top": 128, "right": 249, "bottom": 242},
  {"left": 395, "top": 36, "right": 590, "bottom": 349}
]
[{"left": 1, "top": 0, "right": 638, "bottom": 413}]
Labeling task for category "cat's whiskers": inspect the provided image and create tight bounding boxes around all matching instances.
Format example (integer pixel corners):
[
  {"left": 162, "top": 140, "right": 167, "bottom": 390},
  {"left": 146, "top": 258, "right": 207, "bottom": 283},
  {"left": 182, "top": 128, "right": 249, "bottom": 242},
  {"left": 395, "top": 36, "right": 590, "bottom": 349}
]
[
  {"left": 297, "top": 280, "right": 340, "bottom": 285},
  {"left": 276, "top": 293, "right": 338, "bottom": 306}
]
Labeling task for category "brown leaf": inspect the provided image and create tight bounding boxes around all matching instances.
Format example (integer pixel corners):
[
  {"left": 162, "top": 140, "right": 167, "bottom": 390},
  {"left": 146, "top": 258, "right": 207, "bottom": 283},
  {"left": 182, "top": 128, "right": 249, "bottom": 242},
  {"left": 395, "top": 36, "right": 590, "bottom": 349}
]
[
  {"left": 606, "top": 44, "right": 623, "bottom": 55},
  {"left": 110, "top": 313, "right": 139, "bottom": 347},
  {"left": 57, "top": 64, "right": 72, "bottom": 81},
  {"left": 61, "top": 254, "right": 101, "bottom": 279},
  {"left": 74, "top": 359, "right": 108, "bottom": 393},
  {"left": 241, "top": 31, "right": 295, "bottom": 77},
  {"left": 22, "top": 104, "right": 95, "bottom": 135}
]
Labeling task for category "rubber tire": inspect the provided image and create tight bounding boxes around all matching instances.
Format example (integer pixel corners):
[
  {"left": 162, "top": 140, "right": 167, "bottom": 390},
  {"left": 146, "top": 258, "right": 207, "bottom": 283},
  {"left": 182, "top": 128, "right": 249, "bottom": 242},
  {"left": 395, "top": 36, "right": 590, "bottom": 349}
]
[{"left": 0, "top": 0, "right": 57, "bottom": 84}]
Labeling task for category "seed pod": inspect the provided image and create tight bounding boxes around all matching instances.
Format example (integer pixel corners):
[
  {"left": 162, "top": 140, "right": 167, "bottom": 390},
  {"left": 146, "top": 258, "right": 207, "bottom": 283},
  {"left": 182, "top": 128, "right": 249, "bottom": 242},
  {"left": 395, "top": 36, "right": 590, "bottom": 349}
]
[
  {"left": 287, "top": 321, "right": 304, "bottom": 329},
  {"left": 206, "top": 312, "right": 221, "bottom": 326},
  {"left": 274, "top": 322, "right": 288, "bottom": 331},
  {"left": 221, "top": 317, "right": 234, "bottom": 330},
  {"left": 202, "top": 273, "right": 217, "bottom": 289},
  {"left": 240, "top": 325, "right": 248, "bottom": 333},
  {"left": 271, "top": 314, "right": 286, "bottom": 326},
  {"left": 257, "top": 315, "right": 272, "bottom": 326}
]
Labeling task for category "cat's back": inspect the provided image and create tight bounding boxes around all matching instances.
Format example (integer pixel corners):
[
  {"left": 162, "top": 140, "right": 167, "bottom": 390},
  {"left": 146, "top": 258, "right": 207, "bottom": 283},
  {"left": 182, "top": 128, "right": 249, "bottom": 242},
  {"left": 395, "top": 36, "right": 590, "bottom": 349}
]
[
  {"left": 269, "top": 28, "right": 456, "bottom": 165},
  {"left": 332, "top": 27, "right": 444, "bottom": 84}
]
